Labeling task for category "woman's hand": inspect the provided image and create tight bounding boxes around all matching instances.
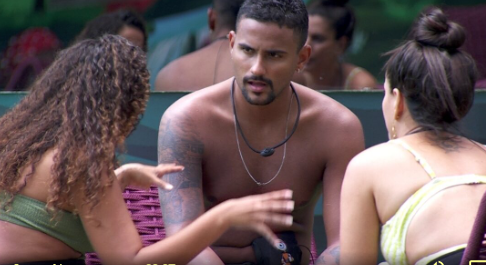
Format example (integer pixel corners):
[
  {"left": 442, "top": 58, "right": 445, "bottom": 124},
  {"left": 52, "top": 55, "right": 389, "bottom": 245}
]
[
  {"left": 115, "top": 163, "right": 184, "bottom": 190},
  {"left": 217, "top": 189, "right": 295, "bottom": 249}
]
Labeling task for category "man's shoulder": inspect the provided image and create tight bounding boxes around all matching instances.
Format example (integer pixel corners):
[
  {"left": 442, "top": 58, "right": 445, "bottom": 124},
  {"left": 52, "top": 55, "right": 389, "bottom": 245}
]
[
  {"left": 294, "top": 82, "right": 339, "bottom": 104},
  {"left": 162, "top": 79, "right": 231, "bottom": 118},
  {"left": 295, "top": 83, "right": 359, "bottom": 124},
  {"left": 162, "top": 42, "right": 222, "bottom": 72},
  {"left": 155, "top": 45, "right": 221, "bottom": 91},
  {"left": 155, "top": 55, "right": 200, "bottom": 92}
]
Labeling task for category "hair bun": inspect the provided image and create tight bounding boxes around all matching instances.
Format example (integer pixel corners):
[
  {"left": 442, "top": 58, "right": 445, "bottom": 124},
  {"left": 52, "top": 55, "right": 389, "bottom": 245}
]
[
  {"left": 318, "top": 0, "right": 349, "bottom": 7},
  {"left": 414, "top": 7, "right": 465, "bottom": 51}
]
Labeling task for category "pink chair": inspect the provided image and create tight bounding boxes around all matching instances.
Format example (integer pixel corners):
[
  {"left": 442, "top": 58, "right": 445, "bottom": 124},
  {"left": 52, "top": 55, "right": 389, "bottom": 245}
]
[
  {"left": 476, "top": 79, "right": 486, "bottom": 90},
  {"left": 85, "top": 186, "right": 165, "bottom": 265}
]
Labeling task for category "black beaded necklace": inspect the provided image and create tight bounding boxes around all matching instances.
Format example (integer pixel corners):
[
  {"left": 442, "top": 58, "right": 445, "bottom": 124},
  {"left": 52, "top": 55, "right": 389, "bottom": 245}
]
[{"left": 231, "top": 78, "right": 301, "bottom": 157}]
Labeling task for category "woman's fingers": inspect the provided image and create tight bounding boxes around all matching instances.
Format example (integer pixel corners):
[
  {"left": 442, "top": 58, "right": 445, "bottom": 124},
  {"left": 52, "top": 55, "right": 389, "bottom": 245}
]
[
  {"left": 252, "top": 189, "right": 293, "bottom": 201},
  {"left": 153, "top": 163, "right": 184, "bottom": 176},
  {"left": 255, "top": 200, "right": 295, "bottom": 213},
  {"left": 153, "top": 178, "right": 174, "bottom": 190},
  {"left": 253, "top": 212, "right": 293, "bottom": 227},
  {"left": 250, "top": 223, "right": 290, "bottom": 251},
  {"left": 116, "top": 163, "right": 183, "bottom": 190},
  {"left": 152, "top": 164, "right": 183, "bottom": 190}
]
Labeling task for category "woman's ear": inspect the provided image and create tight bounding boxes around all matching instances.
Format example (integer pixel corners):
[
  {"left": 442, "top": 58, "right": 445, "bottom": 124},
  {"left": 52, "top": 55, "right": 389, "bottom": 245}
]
[
  {"left": 337, "top": 36, "right": 349, "bottom": 54},
  {"left": 393, "top": 88, "right": 404, "bottom": 120}
]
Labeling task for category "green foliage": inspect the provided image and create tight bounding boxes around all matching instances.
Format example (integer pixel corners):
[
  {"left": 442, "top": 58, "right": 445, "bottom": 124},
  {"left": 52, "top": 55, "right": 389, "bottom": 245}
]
[
  {"left": 377, "top": 0, "right": 437, "bottom": 22},
  {"left": 0, "top": 0, "right": 35, "bottom": 28}
]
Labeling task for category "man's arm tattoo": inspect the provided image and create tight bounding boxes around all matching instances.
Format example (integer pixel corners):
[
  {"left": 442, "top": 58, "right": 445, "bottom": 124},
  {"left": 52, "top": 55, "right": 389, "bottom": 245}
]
[{"left": 158, "top": 118, "right": 205, "bottom": 224}]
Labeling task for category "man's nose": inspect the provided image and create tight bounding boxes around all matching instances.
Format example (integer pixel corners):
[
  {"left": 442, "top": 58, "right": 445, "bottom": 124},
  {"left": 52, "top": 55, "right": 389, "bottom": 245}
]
[{"left": 250, "top": 56, "right": 266, "bottom": 76}]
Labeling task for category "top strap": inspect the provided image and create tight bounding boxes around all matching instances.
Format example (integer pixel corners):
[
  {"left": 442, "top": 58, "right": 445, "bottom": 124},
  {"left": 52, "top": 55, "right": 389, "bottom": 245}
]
[
  {"left": 392, "top": 139, "right": 436, "bottom": 179},
  {"left": 343, "top": 67, "right": 363, "bottom": 90}
]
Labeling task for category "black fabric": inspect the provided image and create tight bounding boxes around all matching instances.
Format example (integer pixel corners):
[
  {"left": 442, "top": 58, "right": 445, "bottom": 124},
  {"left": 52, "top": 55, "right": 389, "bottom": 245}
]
[
  {"left": 426, "top": 248, "right": 464, "bottom": 265},
  {"left": 251, "top": 231, "right": 302, "bottom": 265},
  {"left": 3, "top": 259, "right": 85, "bottom": 265}
]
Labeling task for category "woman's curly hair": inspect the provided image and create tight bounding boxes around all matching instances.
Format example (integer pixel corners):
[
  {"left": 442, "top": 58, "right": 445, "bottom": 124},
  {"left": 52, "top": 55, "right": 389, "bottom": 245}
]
[{"left": 0, "top": 34, "right": 149, "bottom": 215}]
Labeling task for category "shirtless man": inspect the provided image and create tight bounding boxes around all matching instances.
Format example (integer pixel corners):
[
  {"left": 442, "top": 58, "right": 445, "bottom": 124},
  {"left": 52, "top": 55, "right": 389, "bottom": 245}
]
[
  {"left": 155, "top": 0, "right": 245, "bottom": 92},
  {"left": 157, "top": 0, "right": 365, "bottom": 264}
]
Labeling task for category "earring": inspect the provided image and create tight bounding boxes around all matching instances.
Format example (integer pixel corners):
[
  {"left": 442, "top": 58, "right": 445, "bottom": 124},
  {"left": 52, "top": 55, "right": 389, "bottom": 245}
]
[{"left": 391, "top": 123, "right": 397, "bottom": 139}]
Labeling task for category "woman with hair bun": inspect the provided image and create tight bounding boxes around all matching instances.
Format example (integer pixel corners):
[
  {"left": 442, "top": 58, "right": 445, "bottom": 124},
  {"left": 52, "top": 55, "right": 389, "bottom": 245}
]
[
  {"left": 340, "top": 7, "right": 486, "bottom": 265},
  {"left": 301, "top": 0, "right": 376, "bottom": 90}
]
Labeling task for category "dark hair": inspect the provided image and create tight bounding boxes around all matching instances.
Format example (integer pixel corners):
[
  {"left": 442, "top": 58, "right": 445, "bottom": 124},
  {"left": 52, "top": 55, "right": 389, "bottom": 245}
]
[
  {"left": 75, "top": 9, "right": 148, "bottom": 52},
  {"left": 236, "top": 0, "right": 308, "bottom": 50},
  {"left": 384, "top": 7, "right": 477, "bottom": 140},
  {"left": 308, "top": 0, "right": 355, "bottom": 49},
  {"left": 213, "top": 0, "right": 246, "bottom": 29},
  {"left": 0, "top": 34, "right": 149, "bottom": 215}
]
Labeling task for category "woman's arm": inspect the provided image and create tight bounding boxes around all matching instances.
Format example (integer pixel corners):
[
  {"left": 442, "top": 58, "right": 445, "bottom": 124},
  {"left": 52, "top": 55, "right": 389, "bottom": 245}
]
[
  {"left": 75, "top": 178, "right": 294, "bottom": 265},
  {"left": 340, "top": 154, "right": 381, "bottom": 265},
  {"left": 115, "top": 163, "right": 184, "bottom": 190}
]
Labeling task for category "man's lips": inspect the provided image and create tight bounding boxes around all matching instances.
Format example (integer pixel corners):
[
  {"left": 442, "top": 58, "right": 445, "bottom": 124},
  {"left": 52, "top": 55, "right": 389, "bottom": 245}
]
[{"left": 247, "top": 80, "right": 268, "bottom": 93}]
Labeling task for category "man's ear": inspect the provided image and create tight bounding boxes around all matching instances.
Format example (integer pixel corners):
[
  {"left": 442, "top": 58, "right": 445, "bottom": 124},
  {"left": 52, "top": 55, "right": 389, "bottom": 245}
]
[
  {"left": 296, "top": 44, "right": 311, "bottom": 72},
  {"left": 229, "top": 31, "right": 236, "bottom": 50},
  {"left": 207, "top": 8, "right": 216, "bottom": 32}
]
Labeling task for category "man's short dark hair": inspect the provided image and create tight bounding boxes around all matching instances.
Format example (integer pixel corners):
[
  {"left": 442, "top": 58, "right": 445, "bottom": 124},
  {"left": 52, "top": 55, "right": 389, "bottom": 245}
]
[
  {"left": 213, "top": 0, "right": 246, "bottom": 29},
  {"left": 236, "top": 0, "right": 308, "bottom": 50}
]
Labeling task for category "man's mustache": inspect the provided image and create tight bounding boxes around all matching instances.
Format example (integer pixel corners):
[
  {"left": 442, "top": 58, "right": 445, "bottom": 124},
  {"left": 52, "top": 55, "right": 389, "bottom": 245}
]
[{"left": 243, "top": 75, "right": 273, "bottom": 88}]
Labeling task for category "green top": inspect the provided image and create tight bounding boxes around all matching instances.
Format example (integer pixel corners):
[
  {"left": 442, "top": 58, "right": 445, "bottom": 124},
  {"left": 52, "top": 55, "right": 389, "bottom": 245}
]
[{"left": 0, "top": 192, "right": 94, "bottom": 254}]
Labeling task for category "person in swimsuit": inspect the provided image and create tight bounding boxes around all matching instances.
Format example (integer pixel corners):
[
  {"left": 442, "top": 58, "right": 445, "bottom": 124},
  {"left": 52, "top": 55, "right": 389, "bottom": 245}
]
[
  {"left": 340, "top": 7, "right": 485, "bottom": 265},
  {"left": 297, "top": 0, "right": 376, "bottom": 90},
  {"left": 155, "top": 0, "right": 245, "bottom": 92},
  {"left": 157, "top": 0, "right": 365, "bottom": 264},
  {"left": 0, "top": 34, "right": 295, "bottom": 265}
]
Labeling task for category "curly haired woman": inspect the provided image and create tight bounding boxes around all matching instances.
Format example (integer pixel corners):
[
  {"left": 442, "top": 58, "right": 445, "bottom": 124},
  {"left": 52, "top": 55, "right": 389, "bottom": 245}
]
[{"left": 0, "top": 34, "right": 294, "bottom": 265}]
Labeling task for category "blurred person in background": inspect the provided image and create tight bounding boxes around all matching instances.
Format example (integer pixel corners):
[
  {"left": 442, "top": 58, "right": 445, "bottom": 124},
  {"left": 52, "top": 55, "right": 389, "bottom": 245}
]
[
  {"left": 299, "top": 0, "right": 376, "bottom": 90},
  {"left": 155, "top": 0, "right": 245, "bottom": 92},
  {"left": 0, "top": 27, "right": 61, "bottom": 91},
  {"left": 74, "top": 8, "right": 148, "bottom": 52}
]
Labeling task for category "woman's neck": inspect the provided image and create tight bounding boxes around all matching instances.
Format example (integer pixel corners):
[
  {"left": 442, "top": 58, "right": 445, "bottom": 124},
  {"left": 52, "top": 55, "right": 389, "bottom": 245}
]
[{"left": 305, "top": 61, "right": 344, "bottom": 90}]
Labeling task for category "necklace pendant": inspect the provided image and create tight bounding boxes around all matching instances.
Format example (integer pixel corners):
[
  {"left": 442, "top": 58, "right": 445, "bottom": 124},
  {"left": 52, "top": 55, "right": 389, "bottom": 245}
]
[{"left": 260, "top": 148, "right": 275, "bottom": 157}]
